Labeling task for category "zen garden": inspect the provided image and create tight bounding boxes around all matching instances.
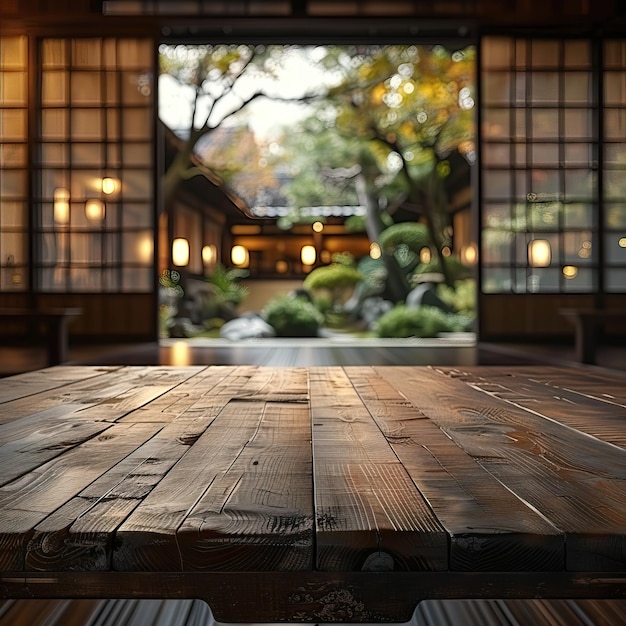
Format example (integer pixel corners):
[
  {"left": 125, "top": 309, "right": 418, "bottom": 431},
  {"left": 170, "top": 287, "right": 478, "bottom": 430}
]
[{"left": 158, "top": 42, "right": 478, "bottom": 341}]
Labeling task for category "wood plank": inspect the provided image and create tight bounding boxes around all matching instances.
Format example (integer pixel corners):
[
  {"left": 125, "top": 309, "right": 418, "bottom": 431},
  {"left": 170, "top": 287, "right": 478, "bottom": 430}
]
[
  {"left": 117, "top": 365, "right": 235, "bottom": 423},
  {"left": 24, "top": 368, "right": 239, "bottom": 571},
  {"left": 176, "top": 398, "right": 313, "bottom": 571},
  {"left": 346, "top": 366, "right": 563, "bottom": 572},
  {"left": 0, "top": 366, "right": 203, "bottom": 426},
  {"left": 113, "top": 367, "right": 312, "bottom": 571},
  {"left": 0, "top": 366, "right": 206, "bottom": 486},
  {"left": 377, "top": 366, "right": 626, "bottom": 571},
  {"left": 0, "top": 366, "right": 120, "bottom": 404},
  {"left": 445, "top": 365, "right": 626, "bottom": 406},
  {"left": 310, "top": 367, "right": 448, "bottom": 572},
  {"left": 436, "top": 366, "right": 626, "bottom": 449},
  {"left": 0, "top": 421, "right": 163, "bottom": 571},
  {"left": 0, "top": 405, "right": 111, "bottom": 487}
]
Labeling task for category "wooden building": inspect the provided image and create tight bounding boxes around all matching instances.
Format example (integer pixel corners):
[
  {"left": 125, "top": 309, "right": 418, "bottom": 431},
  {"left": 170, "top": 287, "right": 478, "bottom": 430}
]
[{"left": 1, "top": 0, "right": 625, "bottom": 343}]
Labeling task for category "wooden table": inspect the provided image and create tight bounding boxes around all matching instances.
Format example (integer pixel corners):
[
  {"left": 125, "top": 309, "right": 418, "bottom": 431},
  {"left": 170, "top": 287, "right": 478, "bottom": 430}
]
[
  {"left": 559, "top": 308, "right": 626, "bottom": 364},
  {"left": 1, "top": 364, "right": 625, "bottom": 622},
  {"left": 0, "top": 307, "right": 82, "bottom": 366}
]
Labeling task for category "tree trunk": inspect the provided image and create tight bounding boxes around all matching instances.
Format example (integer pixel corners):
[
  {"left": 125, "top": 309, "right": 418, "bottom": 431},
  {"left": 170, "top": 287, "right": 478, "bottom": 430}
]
[{"left": 356, "top": 173, "right": 411, "bottom": 303}]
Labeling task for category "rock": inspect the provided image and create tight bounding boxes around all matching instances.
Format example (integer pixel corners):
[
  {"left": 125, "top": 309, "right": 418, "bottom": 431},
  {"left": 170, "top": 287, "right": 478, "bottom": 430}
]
[
  {"left": 405, "top": 283, "right": 453, "bottom": 313},
  {"left": 219, "top": 316, "right": 276, "bottom": 340},
  {"left": 169, "top": 317, "right": 204, "bottom": 338},
  {"left": 360, "top": 296, "right": 394, "bottom": 328}
]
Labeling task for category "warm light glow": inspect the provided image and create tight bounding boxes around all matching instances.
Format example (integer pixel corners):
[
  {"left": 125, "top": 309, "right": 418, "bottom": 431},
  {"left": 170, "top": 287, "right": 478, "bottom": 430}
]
[
  {"left": 137, "top": 235, "right": 153, "bottom": 264},
  {"left": 170, "top": 341, "right": 191, "bottom": 366},
  {"left": 460, "top": 243, "right": 478, "bottom": 265},
  {"left": 101, "top": 177, "right": 120, "bottom": 195},
  {"left": 369, "top": 242, "right": 382, "bottom": 260},
  {"left": 231, "top": 244, "right": 249, "bottom": 267},
  {"left": 301, "top": 245, "right": 316, "bottom": 266},
  {"left": 528, "top": 239, "right": 551, "bottom": 267},
  {"left": 312, "top": 221, "right": 324, "bottom": 233},
  {"left": 619, "top": 237, "right": 626, "bottom": 248},
  {"left": 275, "top": 260, "right": 289, "bottom": 273},
  {"left": 53, "top": 188, "right": 70, "bottom": 224},
  {"left": 563, "top": 265, "right": 578, "bottom": 279},
  {"left": 442, "top": 246, "right": 452, "bottom": 257},
  {"left": 320, "top": 250, "right": 332, "bottom": 264},
  {"left": 420, "top": 247, "right": 432, "bottom": 264},
  {"left": 172, "top": 238, "right": 190, "bottom": 267},
  {"left": 54, "top": 187, "right": 69, "bottom": 202},
  {"left": 85, "top": 198, "right": 105, "bottom": 221},
  {"left": 202, "top": 244, "right": 217, "bottom": 266}
]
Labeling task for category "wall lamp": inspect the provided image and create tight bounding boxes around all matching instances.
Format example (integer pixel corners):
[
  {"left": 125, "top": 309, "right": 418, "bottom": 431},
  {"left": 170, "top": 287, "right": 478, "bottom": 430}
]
[
  {"left": 528, "top": 239, "right": 551, "bottom": 267},
  {"left": 231, "top": 244, "right": 249, "bottom": 267},
  {"left": 301, "top": 245, "right": 316, "bottom": 266},
  {"left": 172, "top": 237, "right": 190, "bottom": 267}
]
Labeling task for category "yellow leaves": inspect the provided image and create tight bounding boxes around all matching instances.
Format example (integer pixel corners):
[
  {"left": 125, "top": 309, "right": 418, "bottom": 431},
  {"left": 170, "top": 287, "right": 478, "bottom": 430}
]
[
  {"left": 400, "top": 121, "right": 417, "bottom": 140},
  {"left": 211, "top": 50, "right": 242, "bottom": 74},
  {"left": 417, "top": 83, "right": 434, "bottom": 100},
  {"left": 371, "top": 83, "right": 386, "bottom": 105},
  {"left": 436, "top": 109, "right": 450, "bottom": 124}
]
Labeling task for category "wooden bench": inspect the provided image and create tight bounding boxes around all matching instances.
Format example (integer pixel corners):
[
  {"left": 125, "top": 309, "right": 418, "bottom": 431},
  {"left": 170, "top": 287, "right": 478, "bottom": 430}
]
[
  {"left": 559, "top": 308, "right": 626, "bottom": 364},
  {"left": 0, "top": 365, "right": 625, "bottom": 622},
  {"left": 0, "top": 307, "right": 82, "bottom": 366}
]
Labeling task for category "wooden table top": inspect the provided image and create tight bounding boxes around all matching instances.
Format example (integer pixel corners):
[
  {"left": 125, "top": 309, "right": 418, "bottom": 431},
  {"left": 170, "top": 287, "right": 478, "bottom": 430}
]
[{"left": 1, "top": 364, "right": 626, "bottom": 622}]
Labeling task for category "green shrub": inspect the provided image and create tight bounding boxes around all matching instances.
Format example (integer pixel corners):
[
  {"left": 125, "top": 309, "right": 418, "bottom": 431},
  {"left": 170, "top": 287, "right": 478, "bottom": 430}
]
[
  {"left": 413, "top": 254, "right": 472, "bottom": 283},
  {"left": 303, "top": 263, "right": 363, "bottom": 291},
  {"left": 262, "top": 294, "right": 324, "bottom": 337},
  {"left": 374, "top": 304, "right": 471, "bottom": 338},
  {"left": 205, "top": 264, "right": 249, "bottom": 306},
  {"left": 436, "top": 279, "right": 476, "bottom": 314},
  {"left": 378, "top": 222, "right": 430, "bottom": 255}
]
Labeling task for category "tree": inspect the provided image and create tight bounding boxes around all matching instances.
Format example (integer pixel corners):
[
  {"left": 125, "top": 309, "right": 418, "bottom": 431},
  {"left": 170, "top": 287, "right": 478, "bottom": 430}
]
[
  {"left": 159, "top": 44, "right": 326, "bottom": 214},
  {"left": 279, "top": 44, "right": 475, "bottom": 290}
]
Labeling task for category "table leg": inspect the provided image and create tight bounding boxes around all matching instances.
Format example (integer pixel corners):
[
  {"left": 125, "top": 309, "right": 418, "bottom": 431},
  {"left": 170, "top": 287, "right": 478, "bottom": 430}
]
[{"left": 574, "top": 316, "right": 597, "bottom": 364}]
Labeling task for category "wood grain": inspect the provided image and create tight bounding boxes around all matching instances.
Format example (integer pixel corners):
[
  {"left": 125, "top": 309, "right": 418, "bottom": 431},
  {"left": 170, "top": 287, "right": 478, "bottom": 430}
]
[
  {"left": 0, "top": 366, "right": 202, "bottom": 426},
  {"left": 310, "top": 367, "right": 448, "bottom": 572},
  {"left": 0, "top": 366, "right": 120, "bottom": 405},
  {"left": 377, "top": 366, "right": 626, "bottom": 571},
  {"left": 0, "top": 422, "right": 162, "bottom": 570},
  {"left": 2, "top": 364, "right": 626, "bottom": 621},
  {"left": 346, "top": 366, "right": 563, "bottom": 571},
  {"left": 176, "top": 398, "right": 313, "bottom": 571},
  {"left": 113, "top": 366, "right": 312, "bottom": 571},
  {"left": 437, "top": 366, "right": 626, "bottom": 448}
]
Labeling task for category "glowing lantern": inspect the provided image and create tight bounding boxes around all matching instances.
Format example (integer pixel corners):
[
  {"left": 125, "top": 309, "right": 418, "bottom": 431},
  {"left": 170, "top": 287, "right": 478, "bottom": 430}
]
[{"left": 172, "top": 238, "right": 189, "bottom": 267}]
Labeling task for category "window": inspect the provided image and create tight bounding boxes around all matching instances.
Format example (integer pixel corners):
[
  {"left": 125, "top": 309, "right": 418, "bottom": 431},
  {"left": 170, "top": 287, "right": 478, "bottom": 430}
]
[
  {"left": 481, "top": 37, "right": 598, "bottom": 294},
  {"left": 0, "top": 36, "right": 28, "bottom": 291},
  {"left": 603, "top": 41, "right": 626, "bottom": 293},
  {"left": 36, "top": 38, "right": 154, "bottom": 292}
]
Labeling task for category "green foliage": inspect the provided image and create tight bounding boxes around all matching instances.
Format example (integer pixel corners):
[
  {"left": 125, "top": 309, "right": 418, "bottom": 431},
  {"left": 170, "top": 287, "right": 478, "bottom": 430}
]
[
  {"left": 331, "top": 251, "right": 357, "bottom": 267},
  {"left": 204, "top": 264, "right": 249, "bottom": 306},
  {"left": 413, "top": 254, "right": 472, "bottom": 283},
  {"left": 344, "top": 215, "right": 366, "bottom": 233},
  {"left": 262, "top": 294, "right": 324, "bottom": 337},
  {"left": 436, "top": 279, "right": 476, "bottom": 314},
  {"left": 357, "top": 255, "right": 387, "bottom": 292},
  {"left": 374, "top": 304, "right": 471, "bottom": 338},
  {"left": 378, "top": 222, "right": 431, "bottom": 255},
  {"left": 303, "top": 263, "right": 363, "bottom": 291}
]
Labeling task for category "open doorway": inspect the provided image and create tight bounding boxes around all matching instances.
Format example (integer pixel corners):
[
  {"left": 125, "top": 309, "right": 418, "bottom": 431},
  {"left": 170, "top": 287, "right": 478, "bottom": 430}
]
[{"left": 157, "top": 41, "right": 477, "bottom": 346}]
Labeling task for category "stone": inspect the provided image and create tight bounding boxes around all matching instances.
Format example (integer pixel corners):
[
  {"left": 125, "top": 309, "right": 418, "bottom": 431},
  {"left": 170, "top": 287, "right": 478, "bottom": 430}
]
[
  {"left": 219, "top": 316, "right": 276, "bottom": 340},
  {"left": 405, "top": 283, "right": 453, "bottom": 313}
]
